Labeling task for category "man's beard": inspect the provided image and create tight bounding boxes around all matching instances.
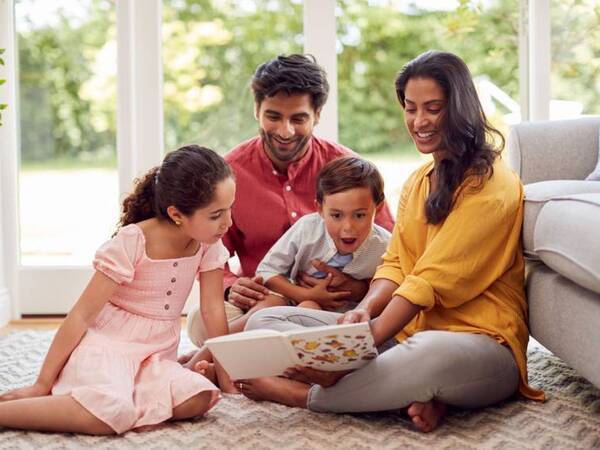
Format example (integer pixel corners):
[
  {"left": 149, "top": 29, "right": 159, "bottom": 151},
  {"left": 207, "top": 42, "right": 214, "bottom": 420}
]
[{"left": 260, "top": 128, "right": 311, "bottom": 163}]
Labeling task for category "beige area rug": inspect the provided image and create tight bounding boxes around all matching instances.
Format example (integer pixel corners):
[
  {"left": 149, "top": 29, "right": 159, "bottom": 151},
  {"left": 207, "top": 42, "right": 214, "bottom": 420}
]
[{"left": 0, "top": 331, "right": 599, "bottom": 449}]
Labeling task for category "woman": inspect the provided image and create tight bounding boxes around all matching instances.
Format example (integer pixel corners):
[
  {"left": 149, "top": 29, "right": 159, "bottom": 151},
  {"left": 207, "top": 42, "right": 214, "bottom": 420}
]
[{"left": 235, "top": 50, "right": 544, "bottom": 433}]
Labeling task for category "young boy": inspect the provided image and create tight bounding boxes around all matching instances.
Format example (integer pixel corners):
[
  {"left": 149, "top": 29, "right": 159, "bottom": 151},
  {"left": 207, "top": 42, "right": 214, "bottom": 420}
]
[{"left": 256, "top": 156, "right": 391, "bottom": 311}]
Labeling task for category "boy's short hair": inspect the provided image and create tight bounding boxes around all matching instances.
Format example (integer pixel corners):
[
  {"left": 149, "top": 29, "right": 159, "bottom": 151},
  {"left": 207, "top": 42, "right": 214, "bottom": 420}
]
[{"left": 316, "top": 156, "right": 385, "bottom": 205}]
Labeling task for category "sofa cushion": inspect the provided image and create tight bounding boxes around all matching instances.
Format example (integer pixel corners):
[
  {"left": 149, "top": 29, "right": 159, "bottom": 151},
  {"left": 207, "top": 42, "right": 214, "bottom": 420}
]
[
  {"left": 584, "top": 127, "right": 600, "bottom": 180},
  {"left": 523, "top": 181, "right": 600, "bottom": 258},
  {"left": 533, "top": 193, "right": 600, "bottom": 295}
]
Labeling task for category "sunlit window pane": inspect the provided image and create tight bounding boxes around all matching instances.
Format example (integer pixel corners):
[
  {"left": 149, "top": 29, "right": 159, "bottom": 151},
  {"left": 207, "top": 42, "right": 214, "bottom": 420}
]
[
  {"left": 162, "top": 0, "right": 303, "bottom": 154},
  {"left": 337, "top": 0, "right": 519, "bottom": 208},
  {"left": 16, "top": 0, "right": 118, "bottom": 265},
  {"left": 551, "top": 0, "right": 600, "bottom": 118}
]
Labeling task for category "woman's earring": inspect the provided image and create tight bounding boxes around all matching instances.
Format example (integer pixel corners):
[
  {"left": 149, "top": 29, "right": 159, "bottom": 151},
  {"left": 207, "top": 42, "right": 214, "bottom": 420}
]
[{"left": 175, "top": 220, "right": 181, "bottom": 226}]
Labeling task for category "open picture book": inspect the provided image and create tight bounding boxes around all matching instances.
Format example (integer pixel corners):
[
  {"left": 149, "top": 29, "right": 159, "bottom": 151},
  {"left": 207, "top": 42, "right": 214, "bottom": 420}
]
[{"left": 204, "top": 322, "right": 378, "bottom": 379}]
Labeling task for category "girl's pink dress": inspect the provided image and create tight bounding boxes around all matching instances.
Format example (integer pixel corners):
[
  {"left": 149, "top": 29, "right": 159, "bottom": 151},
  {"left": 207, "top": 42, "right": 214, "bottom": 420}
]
[{"left": 52, "top": 224, "right": 228, "bottom": 434}]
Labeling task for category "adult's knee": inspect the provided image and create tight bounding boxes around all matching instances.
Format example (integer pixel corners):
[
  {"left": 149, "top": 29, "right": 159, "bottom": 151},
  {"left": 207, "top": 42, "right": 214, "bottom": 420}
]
[{"left": 244, "top": 305, "right": 294, "bottom": 331}]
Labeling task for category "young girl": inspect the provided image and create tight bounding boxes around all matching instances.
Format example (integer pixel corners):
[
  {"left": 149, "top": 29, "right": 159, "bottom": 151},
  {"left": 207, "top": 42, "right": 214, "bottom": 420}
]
[{"left": 0, "top": 145, "right": 235, "bottom": 435}]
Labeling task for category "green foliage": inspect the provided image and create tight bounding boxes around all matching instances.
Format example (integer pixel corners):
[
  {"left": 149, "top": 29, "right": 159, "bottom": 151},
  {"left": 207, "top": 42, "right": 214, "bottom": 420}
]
[
  {"left": 0, "top": 48, "right": 6, "bottom": 126},
  {"left": 337, "top": 0, "right": 520, "bottom": 154},
  {"left": 162, "top": 0, "right": 303, "bottom": 152},
  {"left": 15, "top": 0, "right": 600, "bottom": 163}
]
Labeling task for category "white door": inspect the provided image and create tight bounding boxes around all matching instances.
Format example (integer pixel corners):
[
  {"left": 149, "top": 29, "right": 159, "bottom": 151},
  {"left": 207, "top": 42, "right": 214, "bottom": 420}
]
[{"left": 8, "top": 0, "right": 162, "bottom": 314}]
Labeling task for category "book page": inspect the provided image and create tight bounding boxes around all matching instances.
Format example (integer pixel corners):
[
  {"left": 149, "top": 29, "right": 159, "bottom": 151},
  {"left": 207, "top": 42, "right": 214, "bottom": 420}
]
[{"left": 285, "top": 322, "right": 378, "bottom": 371}]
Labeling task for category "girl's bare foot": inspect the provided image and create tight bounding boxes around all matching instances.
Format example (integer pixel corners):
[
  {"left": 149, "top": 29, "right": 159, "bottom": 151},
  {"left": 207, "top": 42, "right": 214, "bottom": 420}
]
[
  {"left": 407, "top": 400, "right": 447, "bottom": 433},
  {"left": 193, "top": 361, "right": 217, "bottom": 384},
  {"left": 237, "top": 377, "right": 310, "bottom": 408}
]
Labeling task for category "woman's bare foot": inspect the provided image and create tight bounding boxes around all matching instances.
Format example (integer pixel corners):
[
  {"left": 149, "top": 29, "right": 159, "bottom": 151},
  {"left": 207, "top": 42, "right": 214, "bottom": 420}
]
[
  {"left": 237, "top": 377, "right": 310, "bottom": 408},
  {"left": 407, "top": 400, "right": 447, "bottom": 433},
  {"left": 283, "top": 366, "right": 350, "bottom": 388},
  {"left": 193, "top": 361, "right": 217, "bottom": 384}
]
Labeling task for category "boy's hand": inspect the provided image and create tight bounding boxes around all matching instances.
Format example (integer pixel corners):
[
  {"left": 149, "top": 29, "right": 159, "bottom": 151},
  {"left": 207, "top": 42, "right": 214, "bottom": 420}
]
[
  {"left": 0, "top": 382, "right": 50, "bottom": 402},
  {"left": 304, "top": 273, "right": 351, "bottom": 310},
  {"left": 297, "top": 260, "right": 369, "bottom": 303}
]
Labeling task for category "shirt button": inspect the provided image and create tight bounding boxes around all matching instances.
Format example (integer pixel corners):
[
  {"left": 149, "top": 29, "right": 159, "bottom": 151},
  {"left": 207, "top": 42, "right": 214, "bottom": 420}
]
[
  {"left": 173, "top": 262, "right": 178, "bottom": 267},
  {"left": 291, "top": 211, "right": 297, "bottom": 218},
  {"left": 167, "top": 290, "right": 172, "bottom": 296},
  {"left": 285, "top": 185, "right": 292, "bottom": 192},
  {"left": 272, "top": 170, "right": 278, "bottom": 175},
  {"left": 164, "top": 304, "right": 170, "bottom": 310},
  {"left": 171, "top": 277, "right": 176, "bottom": 283}
]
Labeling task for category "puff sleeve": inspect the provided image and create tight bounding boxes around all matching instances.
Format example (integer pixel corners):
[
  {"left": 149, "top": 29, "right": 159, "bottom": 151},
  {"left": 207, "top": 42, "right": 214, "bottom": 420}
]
[
  {"left": 93, "top": 225, "right": 145, "bottom": 284},
  {"left": 198, "top": 239, "right": 230, "bottom": 274}
]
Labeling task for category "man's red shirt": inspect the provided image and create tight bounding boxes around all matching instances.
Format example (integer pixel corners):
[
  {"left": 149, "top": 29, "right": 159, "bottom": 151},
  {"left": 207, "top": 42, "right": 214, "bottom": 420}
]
[{"left": 222, "top": 135, "right": 395, "bottom": 289}]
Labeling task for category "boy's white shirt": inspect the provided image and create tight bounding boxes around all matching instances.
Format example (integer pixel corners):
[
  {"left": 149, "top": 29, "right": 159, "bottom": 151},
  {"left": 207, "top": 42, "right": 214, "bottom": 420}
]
[{"left": 255, "top": 212, "right": 391, "bottom": 283}]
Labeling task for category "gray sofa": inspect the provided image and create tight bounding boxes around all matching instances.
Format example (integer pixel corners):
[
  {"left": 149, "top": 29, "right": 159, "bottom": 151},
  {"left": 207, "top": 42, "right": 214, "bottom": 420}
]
[{"left": 507, "top": 117, "right": 600, "bottom": 389}]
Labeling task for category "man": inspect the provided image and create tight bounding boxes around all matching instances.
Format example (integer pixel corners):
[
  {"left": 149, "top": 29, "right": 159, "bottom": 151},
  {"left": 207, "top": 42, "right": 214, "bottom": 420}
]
[{"left": 184, "top": 54, "right": 394, "bottom": 359}]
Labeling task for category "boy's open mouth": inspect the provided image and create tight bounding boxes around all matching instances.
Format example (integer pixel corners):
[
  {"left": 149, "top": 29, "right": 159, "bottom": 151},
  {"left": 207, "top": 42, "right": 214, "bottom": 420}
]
[{"left": 341, "top": 238, "right": 357, "bottom": 245}]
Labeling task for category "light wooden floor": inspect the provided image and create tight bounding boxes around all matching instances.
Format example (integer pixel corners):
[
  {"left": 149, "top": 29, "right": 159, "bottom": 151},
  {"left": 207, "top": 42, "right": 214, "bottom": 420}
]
[{"left": 0, "top": 318, "right": 64, "bottom": 336}]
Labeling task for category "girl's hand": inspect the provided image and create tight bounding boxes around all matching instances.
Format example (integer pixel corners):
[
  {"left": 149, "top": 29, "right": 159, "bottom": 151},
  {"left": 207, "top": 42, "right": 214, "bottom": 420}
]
[
  {"left": 337, "top": 308, "right": 370, "bottom": 324},
  {"left": 0, "top": 382, "right": 50, "bottom": 402},
  {"left": 304, "top": 274, "right": 351, "bottom": 310}
]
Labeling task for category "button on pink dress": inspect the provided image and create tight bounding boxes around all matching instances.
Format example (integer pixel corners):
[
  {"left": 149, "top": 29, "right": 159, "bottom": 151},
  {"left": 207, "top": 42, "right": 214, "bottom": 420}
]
[{"left": 52, "top": 224, "right": 228, "bottom": 434}]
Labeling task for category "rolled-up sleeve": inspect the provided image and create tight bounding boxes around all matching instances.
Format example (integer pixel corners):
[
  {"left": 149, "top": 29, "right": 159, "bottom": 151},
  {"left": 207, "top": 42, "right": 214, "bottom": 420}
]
[{"left": 395, "top": 188, "right": 524, "bottom": 310}]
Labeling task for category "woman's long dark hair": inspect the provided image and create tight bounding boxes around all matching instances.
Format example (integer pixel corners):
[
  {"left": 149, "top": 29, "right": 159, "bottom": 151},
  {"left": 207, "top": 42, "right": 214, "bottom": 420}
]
[
  {"left": 116, "top": 145, "right": 232, "bottom": 232},
  {"left": 395, "top": 50, "right": 503, "bottom": 224}
]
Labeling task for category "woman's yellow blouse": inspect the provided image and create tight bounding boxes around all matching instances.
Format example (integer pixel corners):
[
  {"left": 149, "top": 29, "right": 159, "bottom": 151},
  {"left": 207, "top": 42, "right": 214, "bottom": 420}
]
[{"left": 374, "top": 158, "right": 544, "bottom": 401}]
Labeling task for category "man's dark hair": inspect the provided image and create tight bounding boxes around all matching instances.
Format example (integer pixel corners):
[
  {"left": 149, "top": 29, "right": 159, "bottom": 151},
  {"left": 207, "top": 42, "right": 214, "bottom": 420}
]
[
  {"left": 251, "top": 54, "right": 329, "bottom": 111},
  {"left": 316, "top": 156, "right": 385, "bottom": 206}
]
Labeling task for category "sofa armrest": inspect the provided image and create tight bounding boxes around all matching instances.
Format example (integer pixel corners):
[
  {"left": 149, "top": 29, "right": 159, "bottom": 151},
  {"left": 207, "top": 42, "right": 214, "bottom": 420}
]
[{"left": 507, "top": 117, "right": 600, "bottom": 184}]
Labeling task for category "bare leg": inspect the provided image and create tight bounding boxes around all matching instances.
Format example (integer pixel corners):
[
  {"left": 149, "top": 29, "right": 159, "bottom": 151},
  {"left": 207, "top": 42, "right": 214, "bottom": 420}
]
[
  {"left": 407, "top": 400, "right": 447, "bottom": 433},
  {"left": 184, "top": 295, "right": 288, "bottom": 368},
  {"left": 239, "top": 377, "right": 309, "bottom": 408},
  {"left": 0, "top": 395, "right": 114, "bottom": 435},
  {"left": 170, "top": 391, "right": 214, "bottom": 421},
  {"left": 297, "top": 300, "right": 322, "bottom": 310}
]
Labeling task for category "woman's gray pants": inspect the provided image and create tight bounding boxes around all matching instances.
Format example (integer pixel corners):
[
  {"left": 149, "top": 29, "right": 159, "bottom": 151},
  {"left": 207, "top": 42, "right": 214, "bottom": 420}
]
[{"left": 245, "top": 306, "right": 520, "bottom": 413}]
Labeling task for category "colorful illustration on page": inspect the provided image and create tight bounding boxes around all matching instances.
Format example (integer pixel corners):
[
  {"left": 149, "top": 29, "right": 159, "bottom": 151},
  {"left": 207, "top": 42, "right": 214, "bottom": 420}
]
[{"left": 290, "top": 332, "right": 377, "bottom": 369}]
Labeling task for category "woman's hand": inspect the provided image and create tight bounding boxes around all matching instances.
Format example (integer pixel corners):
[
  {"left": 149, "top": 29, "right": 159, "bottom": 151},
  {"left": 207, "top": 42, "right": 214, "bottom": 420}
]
[
  {"left": 0, "top": 382, "right": 50, "bottom": 402},
  {"left": 215, "top": 363, "right": 238, "bottom": 394},
  {"left": 337, "top": 308, "right": 371, "bottom": 324},
  {"left": 227, "top": 276, "right": 270, "bottom": 311},
  {"left": 283, "top": 365, "right": 351, "bottom": 388}
]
